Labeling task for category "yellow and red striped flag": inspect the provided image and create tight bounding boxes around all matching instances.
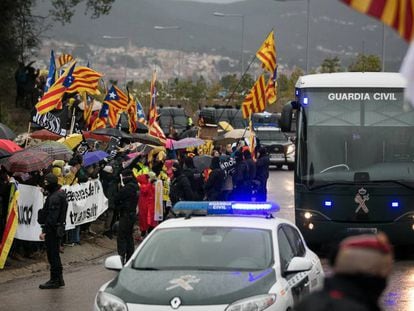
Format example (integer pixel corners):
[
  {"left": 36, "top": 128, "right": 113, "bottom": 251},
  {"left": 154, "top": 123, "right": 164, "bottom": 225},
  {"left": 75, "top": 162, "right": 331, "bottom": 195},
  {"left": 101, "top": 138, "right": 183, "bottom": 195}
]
[
  {"left": 35, "top": 62, "right": 76, "bottom": 115},
  {"left": 57, "top": 54, "right": 74, "bottom": 67},
  {"left": 65, "top": 66, "right": 103, "bottom": 95},
  {"left": 341, "top": 0, "right": 414, "bottom": 42},
  {"left": 108, "top": 106, "right": 120, "bottom": 128},
  {"left": 256, "top": 31, "right": 277, "bottom": 74},
  {"left": 242, "top": 75, "right": 267, "bottom": 119},
  {"left": 104, "top": 85, "right": 129, "bottom": 112},
  {"left": 148, "top": 70, "right": 158, "bottom": 127},
  {"left": 266, "top": 76, "right": 277, "bottom": 104},
  {"left": 127, "top": 96, "right": 138, "bottom": 133},
  {"left": 0, "top": 183, "right": 19, "bottom": 269}
]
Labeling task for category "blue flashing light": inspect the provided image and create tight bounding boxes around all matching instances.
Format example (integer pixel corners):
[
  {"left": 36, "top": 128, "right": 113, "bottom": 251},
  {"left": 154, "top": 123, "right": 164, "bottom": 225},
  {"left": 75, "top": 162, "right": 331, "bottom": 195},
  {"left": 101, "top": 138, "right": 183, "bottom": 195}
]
[
  {"left": 295, "top": 89, "right": 300, "bottom": 97},
  {"left": 173, "top": 201, "right": 280, "bottom": 216},
  {"left": 324, "top": 201, "right": 332, "bottom": 207},
  {"left": 391, "top": 201, "right": 399, "bottom": 208},
  {"left": 303, "top": 97, "right": 309, "bottom": 106}
]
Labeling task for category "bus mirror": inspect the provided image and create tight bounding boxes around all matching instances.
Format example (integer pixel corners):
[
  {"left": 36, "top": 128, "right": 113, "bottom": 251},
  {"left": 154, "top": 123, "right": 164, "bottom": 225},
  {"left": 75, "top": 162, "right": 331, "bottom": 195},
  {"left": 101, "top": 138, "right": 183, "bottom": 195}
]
[
  {"left": 290, "top": 101, "right": 299, "bottom": 109},
  {"left": 354, "top": 172, "right": 370, "bottom": 182}
]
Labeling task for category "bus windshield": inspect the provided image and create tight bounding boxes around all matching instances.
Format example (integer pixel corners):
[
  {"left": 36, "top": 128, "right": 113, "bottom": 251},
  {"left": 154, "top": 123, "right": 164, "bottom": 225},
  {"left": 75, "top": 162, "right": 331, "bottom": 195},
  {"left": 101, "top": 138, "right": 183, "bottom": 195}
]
[{"left": 298, "top": 87, "right": 414, "bottom": 186}]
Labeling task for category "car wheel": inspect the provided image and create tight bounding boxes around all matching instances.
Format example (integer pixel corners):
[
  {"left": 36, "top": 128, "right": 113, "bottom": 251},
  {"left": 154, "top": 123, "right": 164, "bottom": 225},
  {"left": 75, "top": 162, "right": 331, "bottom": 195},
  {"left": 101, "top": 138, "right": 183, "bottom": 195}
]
[
  {"left": 276, "top": 164, "right": 283, "bottom": 169},
  {"left": 287, "top": 164, "right": 294, "bottom": 171}
]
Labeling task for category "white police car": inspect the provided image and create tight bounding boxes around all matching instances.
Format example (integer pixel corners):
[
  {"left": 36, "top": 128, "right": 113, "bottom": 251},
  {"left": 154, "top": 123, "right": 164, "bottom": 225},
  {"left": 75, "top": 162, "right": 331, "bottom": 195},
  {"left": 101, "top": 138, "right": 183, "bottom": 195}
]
[{"left": 94, "top": 202, "right": 324, "bottom": 311}]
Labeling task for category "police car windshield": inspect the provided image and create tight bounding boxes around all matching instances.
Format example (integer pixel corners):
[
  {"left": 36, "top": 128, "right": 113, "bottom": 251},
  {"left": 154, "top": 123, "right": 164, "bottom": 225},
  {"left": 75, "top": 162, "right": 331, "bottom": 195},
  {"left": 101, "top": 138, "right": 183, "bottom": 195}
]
[{"left": 132, "top": 227, "right": 273, "bottom": 271}]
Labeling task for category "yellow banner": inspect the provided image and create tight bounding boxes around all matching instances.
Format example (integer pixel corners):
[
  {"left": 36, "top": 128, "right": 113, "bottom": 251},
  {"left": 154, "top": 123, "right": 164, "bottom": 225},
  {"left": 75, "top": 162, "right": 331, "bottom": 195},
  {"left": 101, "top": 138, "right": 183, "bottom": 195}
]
[{"left": 0, "top": 183, "right": 19, "bottom": 269}]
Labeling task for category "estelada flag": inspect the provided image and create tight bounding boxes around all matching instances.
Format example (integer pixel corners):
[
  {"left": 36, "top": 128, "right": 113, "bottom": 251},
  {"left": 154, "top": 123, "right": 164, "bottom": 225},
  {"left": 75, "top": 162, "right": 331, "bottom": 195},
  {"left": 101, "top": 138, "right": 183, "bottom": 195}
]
[
  {"left": 104, "top": 85, "right": 129, "bottom": 111},
  {"left": 242, "top": 75, "right": 267, "bottom": 119},
  {"left": 256, "top": 31, "right": 277, "bottom": 74},
  {"left": 0, "top": 182, "right": 19, "bottom": 269},
  {"left": 35, "top": 61, "right": 76, "bottom": 115},
  {"left": 341, "top": 0, "right": 414, "bottom": 41},
  {"left": 65, "top": 66, "right": 103, "bottom": 96}
]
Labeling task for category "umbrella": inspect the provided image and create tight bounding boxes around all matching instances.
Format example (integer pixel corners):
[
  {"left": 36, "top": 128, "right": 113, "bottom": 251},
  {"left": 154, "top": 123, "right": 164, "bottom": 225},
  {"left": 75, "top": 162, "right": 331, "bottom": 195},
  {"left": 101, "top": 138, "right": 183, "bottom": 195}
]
[
  {"left": 130, "top": 133, "right": 164, "bottom": 146},
  {"left": 118, "top": 113, "right": 148, "bottom": 133},
  {"left": 193, "top": 155, "right": 212, "bottom": 171},
  {"left": 136, "top": 122, "right": 149, "bottom": 134},
  {"left": 83, "top": 150, "right": 109, "bottom": 167},
  {"left": 178, "top": 127, "right": 199, "bottom": 139},
  {"left": 214, "top": 129, "right": 251, "bottom": 145},
  {"left": 58, "top": 134, "right": 83, "bottom": 150},
  {"left": 0, "top": 148, "right": 11, "bottom": 159},
  {"left": 30, "top": 129, "right": 63, "bottom": 141},
  {"left": 92, "top": 128, "right": 133, "bottom": 139},
  {"left": 31, "top": 141, "right": 73, "bottom": 161},
  {"left": 172, "top": 137, "right": 205, "bottom": 150},
  {"left": 0, "top": 123, "right": 16, "bottom": 140},
  {"left": 4, "top": 150, "right": 53, "bottom": 173},
  {"left": 0, "top": 139, "right": 23, "bottom": 153},
  {"left": 82, "top": 131, "right": 111, "bottom": 143}
]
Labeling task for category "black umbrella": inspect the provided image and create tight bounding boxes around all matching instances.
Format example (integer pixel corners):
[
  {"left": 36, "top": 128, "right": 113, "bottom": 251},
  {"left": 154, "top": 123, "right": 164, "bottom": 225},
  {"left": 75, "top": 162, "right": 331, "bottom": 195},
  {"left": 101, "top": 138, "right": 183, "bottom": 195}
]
[
  {"left": 0, "top": 123, "right": 16, "bottom": 140},
  {"left": 178, "top": 127, "right": 199, "bottom": 139},
  {"left": 0, "top": 148, "right": 11, "bottom": 159},
  {"left": 118, "top": 113, "right": 148, "bottom": 134},
  {"left": 92, "top": 128, "right": 133, "bottom": 139},
  {"left": 129, "top": 133, "right": 164, "bottom": 146}
]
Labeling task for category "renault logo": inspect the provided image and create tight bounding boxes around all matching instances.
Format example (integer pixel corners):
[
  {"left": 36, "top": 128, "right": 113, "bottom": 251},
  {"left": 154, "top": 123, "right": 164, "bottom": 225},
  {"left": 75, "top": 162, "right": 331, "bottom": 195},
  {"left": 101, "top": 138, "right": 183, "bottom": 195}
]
[{"left": 170, "top": 297, "right": 181, "bottom": 309}]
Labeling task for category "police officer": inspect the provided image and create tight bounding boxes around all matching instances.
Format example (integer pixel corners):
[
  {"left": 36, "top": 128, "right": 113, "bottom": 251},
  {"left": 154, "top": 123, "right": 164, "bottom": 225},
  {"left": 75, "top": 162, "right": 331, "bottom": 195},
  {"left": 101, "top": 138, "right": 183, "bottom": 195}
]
[
  {"left": 38, "top": 173, "right": 68, "bottom": 289},
  {"left": 114, "top": 169, "right": 138, "bottom": 264}
]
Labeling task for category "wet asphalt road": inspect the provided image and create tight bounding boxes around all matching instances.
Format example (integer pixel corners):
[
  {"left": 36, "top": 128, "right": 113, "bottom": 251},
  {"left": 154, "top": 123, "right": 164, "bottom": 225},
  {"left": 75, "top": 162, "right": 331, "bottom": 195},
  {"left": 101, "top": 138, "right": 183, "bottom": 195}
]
[{"left": 0, "top": 169, "right": 412, "bottom": 310}]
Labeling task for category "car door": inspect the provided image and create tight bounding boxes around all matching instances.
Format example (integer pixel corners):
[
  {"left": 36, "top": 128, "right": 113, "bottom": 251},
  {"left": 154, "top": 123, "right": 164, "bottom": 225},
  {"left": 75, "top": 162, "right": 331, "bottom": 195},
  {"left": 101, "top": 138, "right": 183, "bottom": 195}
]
[{"left": 278, "top": 225, "right": 310, "bottom": 305}]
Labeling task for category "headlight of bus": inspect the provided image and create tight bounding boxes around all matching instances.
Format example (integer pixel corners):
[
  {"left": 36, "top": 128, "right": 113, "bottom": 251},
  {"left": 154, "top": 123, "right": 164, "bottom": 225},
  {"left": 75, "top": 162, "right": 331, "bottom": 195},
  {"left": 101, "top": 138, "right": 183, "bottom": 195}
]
[
  {"left": 96, "top": 291, "right": 128, "bottom": 311},
  {"left": 225, "top": 294, "right": 277, "bottom": 311},
  {"left": 287, "top": 145, "right": 295, "bottom": 154}
]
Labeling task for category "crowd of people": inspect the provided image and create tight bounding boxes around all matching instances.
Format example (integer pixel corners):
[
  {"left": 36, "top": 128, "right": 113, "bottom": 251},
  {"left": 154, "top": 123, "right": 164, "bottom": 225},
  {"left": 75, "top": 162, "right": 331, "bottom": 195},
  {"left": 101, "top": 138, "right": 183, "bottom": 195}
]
[{"left": 0, "top": 134, "right": 271, "bottom": 286}]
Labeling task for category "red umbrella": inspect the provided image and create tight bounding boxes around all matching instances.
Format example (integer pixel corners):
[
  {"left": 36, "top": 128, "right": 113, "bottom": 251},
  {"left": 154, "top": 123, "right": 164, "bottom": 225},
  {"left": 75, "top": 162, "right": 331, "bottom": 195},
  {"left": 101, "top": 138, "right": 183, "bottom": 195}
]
[
  {"left": 30, "top": 129, "right": 63, "bottom": 141},
  {"left": 3, "top": 150, "right": 53, "bottom": 173},
  {"left": 0, "top": 139, "right": 23, "bottom": 153},
  {"left": 82, "top": 131, "right": 111, "bottom": 142}
]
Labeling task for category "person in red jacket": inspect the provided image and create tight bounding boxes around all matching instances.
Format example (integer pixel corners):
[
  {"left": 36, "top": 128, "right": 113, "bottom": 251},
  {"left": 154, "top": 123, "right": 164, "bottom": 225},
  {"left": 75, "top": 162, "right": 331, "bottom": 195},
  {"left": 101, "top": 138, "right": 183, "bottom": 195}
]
[{"left": 136, "top": 173, "right": 158, "bottom": 240}]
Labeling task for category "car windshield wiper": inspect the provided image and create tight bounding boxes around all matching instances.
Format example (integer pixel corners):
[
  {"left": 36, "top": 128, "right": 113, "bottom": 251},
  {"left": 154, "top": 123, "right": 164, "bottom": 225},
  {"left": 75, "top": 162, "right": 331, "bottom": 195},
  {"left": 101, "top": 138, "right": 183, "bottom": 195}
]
[{"left": 133, "top": 267, "right": 161, "bottom": 271}]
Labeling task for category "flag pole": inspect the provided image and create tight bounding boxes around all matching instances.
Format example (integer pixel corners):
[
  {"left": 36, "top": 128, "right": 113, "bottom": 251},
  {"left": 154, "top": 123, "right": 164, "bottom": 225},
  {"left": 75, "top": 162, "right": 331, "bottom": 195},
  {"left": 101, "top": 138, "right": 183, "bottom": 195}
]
[
  {"left": 224, "top": 28, "right": 274, "bottom": 106},
  {"left": 69, "top": 105, "right": 76, "bottom": 135},
  {"left": 24, "top": 122, "right": 31, "bottom": 148}
]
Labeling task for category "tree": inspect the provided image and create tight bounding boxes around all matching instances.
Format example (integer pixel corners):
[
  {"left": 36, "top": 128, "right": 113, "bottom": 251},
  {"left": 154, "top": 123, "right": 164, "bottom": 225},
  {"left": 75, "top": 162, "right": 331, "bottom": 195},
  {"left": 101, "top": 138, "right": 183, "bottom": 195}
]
[
  {"left": 0, "top": 0, "right": 115, "bottom": 127},
  {"left": 348, "top": 54, "right": 381, "bottom": 72},
  {"left": 320, "top": 57, "right": 342, "bottom": 73}
]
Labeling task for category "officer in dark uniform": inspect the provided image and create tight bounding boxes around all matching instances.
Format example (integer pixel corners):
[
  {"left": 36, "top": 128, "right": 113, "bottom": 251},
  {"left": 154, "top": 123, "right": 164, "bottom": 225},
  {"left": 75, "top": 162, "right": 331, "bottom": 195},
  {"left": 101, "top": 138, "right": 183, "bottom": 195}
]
[
  {"left": 114, "top": 169, "right": 138, "bottom": 264},
  {"left": 38, "top": 173, "right": 68, "bottom": 289}
]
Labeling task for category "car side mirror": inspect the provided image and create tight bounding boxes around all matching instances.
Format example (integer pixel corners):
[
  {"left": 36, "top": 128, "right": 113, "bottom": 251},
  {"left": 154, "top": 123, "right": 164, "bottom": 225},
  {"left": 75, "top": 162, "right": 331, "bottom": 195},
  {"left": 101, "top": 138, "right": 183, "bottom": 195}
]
[
  {"left": 104, "top": 255, "right": 123, "bottom": 271},
  {"left": 284, "top": 257, "right": 312, "bottom": 275}
]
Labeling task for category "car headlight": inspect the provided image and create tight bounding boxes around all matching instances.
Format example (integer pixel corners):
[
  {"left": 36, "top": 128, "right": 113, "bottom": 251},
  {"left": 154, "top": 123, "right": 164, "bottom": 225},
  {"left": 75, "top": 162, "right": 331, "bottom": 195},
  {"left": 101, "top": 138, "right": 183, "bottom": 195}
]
[
  {"left": 96, "top": 291, "right": 128, "bottom": 311},
  {"left": 225, "top": 294, "right": 277, "bottom": 311},
  {"left": 287, "top": 145, "right": 295, "bottom": 154}
]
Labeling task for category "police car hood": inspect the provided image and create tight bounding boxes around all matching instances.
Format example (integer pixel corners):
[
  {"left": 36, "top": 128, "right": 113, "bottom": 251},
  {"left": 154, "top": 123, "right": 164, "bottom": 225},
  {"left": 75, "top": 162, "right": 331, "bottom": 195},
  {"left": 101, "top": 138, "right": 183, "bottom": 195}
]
[{"left": 105, "top": 267, "right": 276, "bottom": 305}]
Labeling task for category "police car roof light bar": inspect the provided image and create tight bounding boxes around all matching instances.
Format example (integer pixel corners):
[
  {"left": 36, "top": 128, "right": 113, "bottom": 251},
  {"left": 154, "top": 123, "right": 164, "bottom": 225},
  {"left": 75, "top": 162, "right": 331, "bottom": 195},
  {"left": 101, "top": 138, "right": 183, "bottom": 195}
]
[{"left": 173, "top": 201, "right": 280, "bottom": 217}]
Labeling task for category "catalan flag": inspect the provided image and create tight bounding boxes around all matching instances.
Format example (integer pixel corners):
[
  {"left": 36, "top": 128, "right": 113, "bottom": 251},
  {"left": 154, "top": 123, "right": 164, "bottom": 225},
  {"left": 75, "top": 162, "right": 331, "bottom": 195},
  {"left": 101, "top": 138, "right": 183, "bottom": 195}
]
[
  {"left": 44, "top": 50, "right": 56, "bottom": 92},
  {"left": 266, "top": 70, "right": 278, "bottom": 104},
  {"left": 82, "top": 92, "right": 94, "bottom": 127},
  {"left": 341, "top": 0, "right": 414, "bottom": 42},
  {"left": 242, "top": 75, "right": 267, "bottom": 119},
  {"left": 136, "top": 98, "right": 146, "bottom": 123},
  {"left": 91, "top": 103, "right": 109, "bottom": 131},
  {"left": 127, "top": 96, "right": 138, "bottom": 133},
  {"left": 57, "top": 54, "right": 74, "bottom": 67},
  {"left": 256, "top": 31, "right": 277, "bottom": 74},
  {"left": 104, "top": 85, "right": 129, "bottom": 111},
  {"left": 35, "top": 62, "right": 76, "bottom": 115},
  {"left": 147, "top": 71, "right": 166, "bottom": 141},
  {"left": 0, "top": 183, "right": 19, "bottom": 269},
  {"left": 108, "top": 106, "right": 120, "bottom": 128},
  {"left": 148, "top": 71, "right": 158, "bottom": 127},
  {"left": 65, "top": 66, "right": 103, "bottom": 95}
]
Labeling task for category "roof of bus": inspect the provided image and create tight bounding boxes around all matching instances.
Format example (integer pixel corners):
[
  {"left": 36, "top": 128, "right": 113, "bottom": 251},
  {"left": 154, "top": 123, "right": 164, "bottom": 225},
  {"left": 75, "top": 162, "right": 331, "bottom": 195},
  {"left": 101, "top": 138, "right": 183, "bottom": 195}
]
[{"left": 295, "top": 72, "right": 406, "bottom": 89}]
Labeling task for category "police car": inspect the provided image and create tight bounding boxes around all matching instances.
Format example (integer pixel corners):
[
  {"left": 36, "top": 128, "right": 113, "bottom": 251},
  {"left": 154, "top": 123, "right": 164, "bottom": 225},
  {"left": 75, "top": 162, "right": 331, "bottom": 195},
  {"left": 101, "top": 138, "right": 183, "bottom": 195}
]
[{"left": 94, "top": 202, "right": 324, "bottom": 311}]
